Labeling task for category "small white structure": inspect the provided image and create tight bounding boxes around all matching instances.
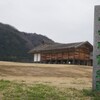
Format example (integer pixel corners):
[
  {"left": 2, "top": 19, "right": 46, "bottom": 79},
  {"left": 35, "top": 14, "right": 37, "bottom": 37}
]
[{"left": 34, "top": 53, "right": 41, "bottom": 62}]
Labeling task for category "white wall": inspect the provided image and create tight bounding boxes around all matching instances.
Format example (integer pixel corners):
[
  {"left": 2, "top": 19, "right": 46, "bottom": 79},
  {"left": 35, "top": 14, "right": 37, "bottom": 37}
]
[
  {"left": 34, "top": 53, "right": 41, "bottom": 62},
  {"left": 34, "top": 54, "right": 37, "bottom": 62},
  {"left": 37, "top": 54, "right": 41, "bottom": 62}
]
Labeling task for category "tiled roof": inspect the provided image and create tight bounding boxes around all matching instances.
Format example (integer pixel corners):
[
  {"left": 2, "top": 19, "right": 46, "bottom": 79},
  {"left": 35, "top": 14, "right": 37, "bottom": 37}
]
[{"left": 29, "top": 41, "right": 93, "bottom": 53}]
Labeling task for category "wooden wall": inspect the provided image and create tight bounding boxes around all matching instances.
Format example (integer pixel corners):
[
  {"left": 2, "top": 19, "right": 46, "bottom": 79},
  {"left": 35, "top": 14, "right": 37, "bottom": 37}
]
[
  {"left": 41, "top": 49, "right": 89, "bottom": 60},
  {"left": 40, "top": 45, "right": 92, "bottom": 65}
]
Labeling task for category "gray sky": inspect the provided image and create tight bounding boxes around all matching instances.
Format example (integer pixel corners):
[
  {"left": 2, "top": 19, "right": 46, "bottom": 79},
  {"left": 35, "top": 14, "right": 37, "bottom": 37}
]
[{"left": 0, "top": 0, "right": 99, "bottom": 44}]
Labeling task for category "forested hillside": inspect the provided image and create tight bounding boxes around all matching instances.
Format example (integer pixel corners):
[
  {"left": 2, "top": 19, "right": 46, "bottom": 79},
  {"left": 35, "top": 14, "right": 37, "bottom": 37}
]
[{"left": 0, "top": 22, "right": 54, "bottom": 61}]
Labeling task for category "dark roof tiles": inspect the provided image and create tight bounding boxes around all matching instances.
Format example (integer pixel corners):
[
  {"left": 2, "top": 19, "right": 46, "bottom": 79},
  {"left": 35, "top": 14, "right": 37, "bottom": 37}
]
[{"left": 29, "top": 41, "right": 93, "bottom": 53}]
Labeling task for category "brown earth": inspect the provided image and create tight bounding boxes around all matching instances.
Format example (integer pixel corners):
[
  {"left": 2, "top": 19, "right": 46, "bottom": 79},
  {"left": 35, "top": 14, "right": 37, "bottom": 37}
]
[{"left": 0, "top": 61, "right": 92, "bottom": 89}]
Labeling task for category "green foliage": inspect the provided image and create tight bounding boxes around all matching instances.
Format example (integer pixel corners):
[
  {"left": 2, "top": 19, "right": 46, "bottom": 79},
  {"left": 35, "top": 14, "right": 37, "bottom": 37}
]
[
  {"left": 0, "top": 79, "right": 10, "bottom": 91},
  {"left": 0, "top": 80, "right": 100, "bottom": 100},
  {"left": 0, "top": 22, "right": 54, "bottom": 62},
  {"left": 82, "top": 89, "right": 100, "bottom": 100},
  {"left": 2, "top": 83, "right": 67, "bottom": 100}
]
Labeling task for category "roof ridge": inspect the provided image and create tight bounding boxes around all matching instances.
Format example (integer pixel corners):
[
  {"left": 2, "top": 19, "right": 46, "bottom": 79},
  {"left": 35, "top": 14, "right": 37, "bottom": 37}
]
[{"left": 29, "top": 41, "right": 92, "bottom": 53}]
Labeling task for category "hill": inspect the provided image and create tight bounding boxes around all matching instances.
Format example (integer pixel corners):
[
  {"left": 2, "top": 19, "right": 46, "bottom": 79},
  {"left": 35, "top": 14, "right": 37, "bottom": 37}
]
[{"left": 0, "top": 22, "right": 54, "bottom": 61}]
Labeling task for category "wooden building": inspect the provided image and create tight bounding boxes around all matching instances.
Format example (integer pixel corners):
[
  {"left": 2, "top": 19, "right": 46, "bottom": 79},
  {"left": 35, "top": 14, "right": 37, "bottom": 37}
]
[{"left": 29, "top": 41, "right": 93, "bottom": 65}]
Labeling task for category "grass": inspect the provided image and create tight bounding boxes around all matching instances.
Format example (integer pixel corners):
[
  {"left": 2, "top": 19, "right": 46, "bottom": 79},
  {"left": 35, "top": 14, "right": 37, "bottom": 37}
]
[
  {"left": 0, "top": 80, "right": 99, "bottom": 100},
  {"left": 0, "top": 61, "right": 92, "bottom": 89},
  {"left": 0, "top": 61, "right": 94, "bottom": 99}
]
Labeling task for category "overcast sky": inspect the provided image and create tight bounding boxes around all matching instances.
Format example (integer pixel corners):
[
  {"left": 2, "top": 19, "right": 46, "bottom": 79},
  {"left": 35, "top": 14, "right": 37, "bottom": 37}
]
[{"left": 0, "top": 0, "right": 100, "bottom": 44}]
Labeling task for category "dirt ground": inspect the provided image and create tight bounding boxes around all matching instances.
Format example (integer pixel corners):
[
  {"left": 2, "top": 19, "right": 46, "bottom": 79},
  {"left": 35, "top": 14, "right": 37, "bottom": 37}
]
[{"left": 0, "top": 61, "right": 92, "bottom": 89}]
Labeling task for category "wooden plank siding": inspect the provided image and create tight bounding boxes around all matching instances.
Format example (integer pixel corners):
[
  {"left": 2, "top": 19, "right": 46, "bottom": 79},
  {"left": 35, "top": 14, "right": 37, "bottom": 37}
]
[
  {"left": 40, "top": 46, "right": 91, "bottom": 65},
  {"left": 29, "top": 41, "right": 93, "bottom": 65}
]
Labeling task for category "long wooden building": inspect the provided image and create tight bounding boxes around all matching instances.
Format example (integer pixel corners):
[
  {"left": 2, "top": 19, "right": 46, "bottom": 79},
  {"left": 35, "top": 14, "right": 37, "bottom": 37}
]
[{"left": 29, "top": 41, "right": 93, "bottom": 65}]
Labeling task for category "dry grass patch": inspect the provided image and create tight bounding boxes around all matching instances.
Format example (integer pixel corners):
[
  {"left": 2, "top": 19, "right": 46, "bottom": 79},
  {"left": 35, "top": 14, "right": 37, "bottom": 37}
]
[
  {"left": 0, "top": 61, "right": 95, "bottom": 99},
  {"left": 0, "top": 61, "right": 92, "bottom": 89}
]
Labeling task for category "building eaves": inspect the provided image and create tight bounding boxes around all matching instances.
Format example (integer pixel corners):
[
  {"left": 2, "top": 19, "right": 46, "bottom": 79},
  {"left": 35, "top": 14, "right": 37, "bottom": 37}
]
[{"left": 29, "top": 41, "right": 88, "bottom": 53}]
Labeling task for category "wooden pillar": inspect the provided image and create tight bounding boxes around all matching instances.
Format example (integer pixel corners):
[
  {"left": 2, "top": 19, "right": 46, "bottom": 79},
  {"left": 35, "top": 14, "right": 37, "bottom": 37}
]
[
  {"left": 79, "top": 48, "right": 81, "bottom": 65},
  {"left": 68, "top": 48, "right": 69, "bottom": 64},
  {"left": 83, "top": 49, "right": 85, "bottom": 65},
  {"left": 73, "top": 48, "right": 75, "bottom": 64}
]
